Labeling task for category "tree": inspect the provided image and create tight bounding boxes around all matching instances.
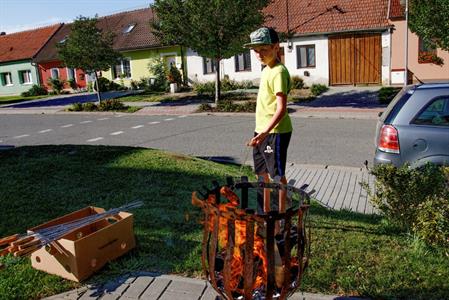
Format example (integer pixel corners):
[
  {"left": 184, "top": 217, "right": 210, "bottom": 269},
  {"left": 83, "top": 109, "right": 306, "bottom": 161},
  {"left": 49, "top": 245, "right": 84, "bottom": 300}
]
[
  {"left": 152, "top": 0, "right": 271, "bottom": 103},
  {"left": 58, "top": 16, "right": 122, "bottom": 103},
  {"left": 409, "top": 0, "right": 449, "bottom": 52}
]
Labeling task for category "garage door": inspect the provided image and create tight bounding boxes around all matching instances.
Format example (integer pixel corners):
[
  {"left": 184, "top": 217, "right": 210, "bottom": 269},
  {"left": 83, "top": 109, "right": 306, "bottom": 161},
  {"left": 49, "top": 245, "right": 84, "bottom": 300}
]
[{"left": 329, "top": 33, "right": 381, "bottom": 85}]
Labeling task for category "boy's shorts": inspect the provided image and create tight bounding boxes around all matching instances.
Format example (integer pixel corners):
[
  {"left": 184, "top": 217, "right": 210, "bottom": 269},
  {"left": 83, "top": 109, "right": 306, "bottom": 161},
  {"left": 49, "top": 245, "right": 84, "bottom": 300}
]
[{"left": 253, "top": 132, "right": 292, "bottom": 179}]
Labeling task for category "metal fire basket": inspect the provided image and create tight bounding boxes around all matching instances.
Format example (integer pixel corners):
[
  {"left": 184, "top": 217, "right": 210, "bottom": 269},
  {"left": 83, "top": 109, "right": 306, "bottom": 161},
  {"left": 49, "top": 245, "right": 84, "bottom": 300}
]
[{"left": 192, "top": 176, "right": 311, "bottom": 300}]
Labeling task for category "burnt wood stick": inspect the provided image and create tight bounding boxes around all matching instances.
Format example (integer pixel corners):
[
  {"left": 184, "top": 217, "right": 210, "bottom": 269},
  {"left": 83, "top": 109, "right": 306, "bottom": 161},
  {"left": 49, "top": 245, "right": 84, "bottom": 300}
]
[
  {"left": 281, "top": 215, "right": 293, "bottom": 299},
  {"left": 240, "top": 176, "right": 249, "bottom": 209},
  {"left": 223, "top": 218, "right": 235, "bottom": 299},
  {"left": 208, "top": 206, "right": 220, "bottom": 294},
  {"left": 296, "top": 206, "right": 306, "bottom": 287},
  {"left": 243, "top": 215, "right": 255, "bottom": 300},
  {"left": 266, "top": 214, "right": 276, "bottom": 300},
  {"left": 202, "top": 206, "right": 210, "bottom": 278}
]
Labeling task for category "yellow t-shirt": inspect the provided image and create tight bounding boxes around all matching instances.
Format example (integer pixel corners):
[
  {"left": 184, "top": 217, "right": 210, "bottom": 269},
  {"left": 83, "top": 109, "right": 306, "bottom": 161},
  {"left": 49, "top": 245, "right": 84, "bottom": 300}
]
[{"left": 255, "top": 63, "right": 292, "bottom": 133}]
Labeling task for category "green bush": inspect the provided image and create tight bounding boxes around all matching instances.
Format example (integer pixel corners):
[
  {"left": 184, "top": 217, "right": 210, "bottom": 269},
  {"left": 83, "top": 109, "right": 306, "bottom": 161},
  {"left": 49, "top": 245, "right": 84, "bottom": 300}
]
[
  {"left": 21, "top": 84, "right": 48, "bottom": 97},
  {"left": 47, "top": 78, "right": 65, "bottom": 94},
  {"left": 378, "top": 87, "right": 401, "bottom": 104},
  {"left": 69, "top": 102, "right": 83, "bottom": 111},
  {"left": 291, "top": 75, "right": 304, "bottom": 89},
  {"left": 198, "top": 103, "right": 213, "bottom": 112},
  {"left": 95, "top": 77, "right": 122, "bottom": 92},
  {"left": 148, "top": 58, "right": 169, "bottom": 92},
  {"left": 98, "top": 99, "right": 126, "bottom": 111},
  {"left": 82, "top": 102, "right": 98, "bottom": 111},
  {"left": 197, "top": 100, "right": 256, "bottom": 113},
  {"left": 193, "top": 78, "right": 255, "bottom": 96},
  {"left": 167, "top": 64, "right": 182, "bottom": 85},
  {"left": 193, "top": 81, "right": 215, "bottom": 95},
  {"left": 366, "top": 164, "right": 449, "bottom": 247},
  {"left": 68, "top": 79, "right": 77, "bottom": 90},
  {"left": 310, "top": 83, "right": 328, "bottom": 96}
]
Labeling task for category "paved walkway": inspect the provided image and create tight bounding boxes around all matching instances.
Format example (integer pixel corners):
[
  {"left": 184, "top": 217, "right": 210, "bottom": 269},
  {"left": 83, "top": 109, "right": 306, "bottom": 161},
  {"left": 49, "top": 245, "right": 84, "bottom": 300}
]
[
  {"left": 286, "top": 164, "right": 375, "bottom": 214},
  {"left": 44, "top": 273, "right": 364, "bottom": 300}
]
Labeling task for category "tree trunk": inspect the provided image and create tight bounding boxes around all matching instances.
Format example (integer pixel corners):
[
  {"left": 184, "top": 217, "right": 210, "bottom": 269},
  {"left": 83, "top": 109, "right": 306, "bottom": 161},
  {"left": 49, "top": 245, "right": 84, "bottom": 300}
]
[
  {"left": 215, "top": 58, "right": 221, "bottom": 104},
  {"left": 180, "top": 46, "right": 187, "bottom": 86},
  {"left": 94, "top": 71, "right": 102, "bottom": 104}
]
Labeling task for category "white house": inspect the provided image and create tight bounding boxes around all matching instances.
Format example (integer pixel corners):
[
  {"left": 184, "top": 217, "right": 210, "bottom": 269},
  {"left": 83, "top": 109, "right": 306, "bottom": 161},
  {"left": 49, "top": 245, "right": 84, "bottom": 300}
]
[{"left": 186, "top": 0, "right": 393, "bottom": 86}]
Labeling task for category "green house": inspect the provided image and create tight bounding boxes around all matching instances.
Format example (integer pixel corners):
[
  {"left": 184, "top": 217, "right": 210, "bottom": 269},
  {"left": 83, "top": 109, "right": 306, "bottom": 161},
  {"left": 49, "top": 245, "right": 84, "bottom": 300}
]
[{"left": 0, "top": 24, "right": 61, "bottom": 96}]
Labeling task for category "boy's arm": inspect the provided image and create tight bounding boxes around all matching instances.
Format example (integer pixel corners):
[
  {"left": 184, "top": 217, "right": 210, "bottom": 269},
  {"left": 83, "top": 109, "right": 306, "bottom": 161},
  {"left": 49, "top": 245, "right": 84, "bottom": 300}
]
[{"left": 250, "top": 92, "right": 287, "bottom": 146}]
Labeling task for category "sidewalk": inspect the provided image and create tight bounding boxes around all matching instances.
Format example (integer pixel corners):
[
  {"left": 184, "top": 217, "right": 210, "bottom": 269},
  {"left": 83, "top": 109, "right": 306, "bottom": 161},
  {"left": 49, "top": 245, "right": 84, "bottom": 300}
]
[{"left": 44, "top": 272, "right": 365, "bottom": 300}]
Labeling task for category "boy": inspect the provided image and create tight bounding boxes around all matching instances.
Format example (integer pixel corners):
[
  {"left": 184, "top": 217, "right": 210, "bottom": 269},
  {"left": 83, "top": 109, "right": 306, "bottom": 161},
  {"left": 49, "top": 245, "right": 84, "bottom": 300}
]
[{"left": 244, "top": 27, "right": 292, "bottom": 216}]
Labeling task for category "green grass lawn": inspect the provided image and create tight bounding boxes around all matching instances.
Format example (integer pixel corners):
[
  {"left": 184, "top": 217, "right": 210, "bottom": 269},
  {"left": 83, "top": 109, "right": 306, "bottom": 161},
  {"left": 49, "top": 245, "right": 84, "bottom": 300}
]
[
  {"left": 0, "top": 95, "right": 49, "bottom": 105},
  {"left": 0, "top": 145, "right": 448, "bottom": 299}
]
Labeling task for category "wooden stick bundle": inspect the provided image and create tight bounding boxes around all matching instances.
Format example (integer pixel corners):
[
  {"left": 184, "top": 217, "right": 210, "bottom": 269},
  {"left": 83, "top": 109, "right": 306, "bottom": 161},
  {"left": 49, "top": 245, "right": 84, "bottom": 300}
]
[{"left": 0, "top": 201, "right": 143, "bottom": 257}]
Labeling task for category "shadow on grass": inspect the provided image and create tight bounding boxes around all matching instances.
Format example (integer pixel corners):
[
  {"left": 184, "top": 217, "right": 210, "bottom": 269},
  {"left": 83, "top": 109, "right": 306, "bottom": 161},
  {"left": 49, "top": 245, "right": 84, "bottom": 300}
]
[{"left": 0, "top": 145, "right": 248, "bottom": 299}]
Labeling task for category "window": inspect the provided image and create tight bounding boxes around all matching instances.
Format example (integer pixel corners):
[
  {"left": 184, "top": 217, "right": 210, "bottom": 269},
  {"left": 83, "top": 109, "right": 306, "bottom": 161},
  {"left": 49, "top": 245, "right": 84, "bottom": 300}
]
[
  {"left": 123, "top": 23, "right": 136, "bottom": 34},
  {"left": 203, "top": 57, "right": 216, "bottom": 74},
  {"left": 112, "top": 59, "right": 131, "bottom": 79},
  {"left": 67, "top": 68, "right": 76, "bottom": 81},
  {"left": 296, "top": 45, "right": 316, "bottom": 68},
  {"left": 19, "top": 70, "right": 32, "bottom": 84},
  {"left": 59, "top": 36, "right": 68, "bottom": 44},
  {"left": 418, "top": 37, "right": 437, "bottom": 64},
  {"left": 51, "top": 68, "right": 59, "bottom": 79},
  {"left": 413, "top": 97, "right": 449, "bottom": 126},
  {"left": 235, "top": 50, "right": 251, "bottom": 72},
  {"left": 0, "top": 72, "right": 13, "bottom": 86}
]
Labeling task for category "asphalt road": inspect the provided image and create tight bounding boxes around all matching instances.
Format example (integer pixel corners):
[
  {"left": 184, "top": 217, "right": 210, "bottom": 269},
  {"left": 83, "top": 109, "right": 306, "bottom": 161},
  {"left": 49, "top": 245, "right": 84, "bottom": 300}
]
[{"left": 0, "top": 114, "right": 376, "bottom": 167}]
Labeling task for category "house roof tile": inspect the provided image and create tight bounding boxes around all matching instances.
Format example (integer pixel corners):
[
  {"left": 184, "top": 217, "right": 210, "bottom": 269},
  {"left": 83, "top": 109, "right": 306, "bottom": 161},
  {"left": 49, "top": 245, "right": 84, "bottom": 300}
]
[
  {"left": 96, "top": 7, "right": 160, "bottom": 51},
  {"left": 389, "top": 0, "right": 405, "bottom": 19},
  {"left": 0, "top": 24, "right": 61, "bottom": 63},
  {"left": 34, "top": 8, "right": 160, "bottom": 63},
  {"left": 264, "top": 0, "right": 390, "bottom": 36},
  {"left": 34, "top": 23, "right": 72, "bottom": 63}
]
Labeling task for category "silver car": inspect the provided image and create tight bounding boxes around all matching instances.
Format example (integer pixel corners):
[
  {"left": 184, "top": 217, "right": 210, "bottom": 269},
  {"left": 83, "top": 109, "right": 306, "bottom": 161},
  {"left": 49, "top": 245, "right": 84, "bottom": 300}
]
[{"left": 374, "top": 82, "right": 449, "bottom": 167}]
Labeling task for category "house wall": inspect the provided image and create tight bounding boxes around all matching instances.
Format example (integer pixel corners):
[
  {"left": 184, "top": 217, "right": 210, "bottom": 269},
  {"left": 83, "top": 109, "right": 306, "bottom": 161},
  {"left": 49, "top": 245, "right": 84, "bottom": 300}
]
[
  {"left": 186, "top": 36, "right": 330, "bottom": 87},
  {"left": 38, "top": 61, "right": 87, "bottom": 90},
  {"left": 0, "top": 60, "right": 39, "bottom": 95},
  {"left": 390, "top": 19, "right": 449, "bottom": 83},
  {"left": 102, "top": 46, "right": 185, "bottom": 86},
  {"left": 288, "top": 35, "right": 329, "bottom": 86}
]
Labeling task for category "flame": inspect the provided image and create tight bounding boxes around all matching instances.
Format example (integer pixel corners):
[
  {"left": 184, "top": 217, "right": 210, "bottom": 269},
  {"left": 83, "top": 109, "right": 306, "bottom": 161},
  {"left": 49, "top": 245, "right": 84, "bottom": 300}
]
[{"left": 205, "top": 187, "right": 269, "bottom": 293}]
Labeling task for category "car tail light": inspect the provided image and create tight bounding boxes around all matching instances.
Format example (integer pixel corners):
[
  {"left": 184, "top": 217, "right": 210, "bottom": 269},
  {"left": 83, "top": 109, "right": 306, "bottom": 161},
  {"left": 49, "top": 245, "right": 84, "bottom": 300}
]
[{"left": 378, "top": 125, "right": 400, "bottom": 154}]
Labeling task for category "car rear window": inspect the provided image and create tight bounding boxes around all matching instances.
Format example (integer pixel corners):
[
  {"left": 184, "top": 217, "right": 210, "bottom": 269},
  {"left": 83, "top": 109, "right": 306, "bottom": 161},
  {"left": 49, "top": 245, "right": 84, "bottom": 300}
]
[
  {"left": 382, "top": 88, "right": 413, "bottom": 124},
  {"left": 412, "top": 97, "right": 449, "bottom": 126}
]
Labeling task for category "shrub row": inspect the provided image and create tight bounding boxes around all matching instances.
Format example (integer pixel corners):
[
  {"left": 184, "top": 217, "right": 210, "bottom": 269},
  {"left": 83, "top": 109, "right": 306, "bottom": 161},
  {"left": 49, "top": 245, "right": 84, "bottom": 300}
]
[
  {"left": 68, "top": 99, "right": 127, "bottom": 112},
  {"left": 366, "top": 164, "right": 449, "bottom": 248},
  {"left": 198, "top": 100, "right": 256, "bottom": 113}
]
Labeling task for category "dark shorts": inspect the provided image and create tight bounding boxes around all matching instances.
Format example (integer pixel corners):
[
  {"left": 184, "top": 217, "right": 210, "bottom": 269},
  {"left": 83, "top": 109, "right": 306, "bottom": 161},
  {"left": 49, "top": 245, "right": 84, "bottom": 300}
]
[{"left": 253, "top": 132, "right": 292, "bottom": 179}]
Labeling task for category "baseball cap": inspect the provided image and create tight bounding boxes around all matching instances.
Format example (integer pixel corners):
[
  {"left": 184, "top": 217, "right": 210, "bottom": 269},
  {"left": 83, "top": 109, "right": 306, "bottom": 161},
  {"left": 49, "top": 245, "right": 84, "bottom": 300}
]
[{"left": 244, "top": 27, "right": 279, "bottom": 48}]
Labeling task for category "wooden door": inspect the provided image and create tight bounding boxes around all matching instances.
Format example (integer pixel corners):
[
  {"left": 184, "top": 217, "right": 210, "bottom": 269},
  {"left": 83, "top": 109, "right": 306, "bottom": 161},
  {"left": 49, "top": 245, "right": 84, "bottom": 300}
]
[{"left": 329, "top": 33, "right": 381, "bottom": 85}]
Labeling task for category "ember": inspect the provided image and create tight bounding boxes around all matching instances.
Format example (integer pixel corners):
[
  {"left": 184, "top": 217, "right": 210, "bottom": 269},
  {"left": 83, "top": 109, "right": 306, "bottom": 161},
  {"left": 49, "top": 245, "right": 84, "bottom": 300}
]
[{"left": 192, "top": 177, "right": 311, "bottom": 300}]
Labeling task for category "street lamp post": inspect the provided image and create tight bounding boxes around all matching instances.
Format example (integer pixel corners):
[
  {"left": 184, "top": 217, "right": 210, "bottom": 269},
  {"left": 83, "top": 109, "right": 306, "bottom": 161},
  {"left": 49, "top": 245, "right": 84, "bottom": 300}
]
[{"left": 401, "top": 0, "right": 409, "bottom": 87}]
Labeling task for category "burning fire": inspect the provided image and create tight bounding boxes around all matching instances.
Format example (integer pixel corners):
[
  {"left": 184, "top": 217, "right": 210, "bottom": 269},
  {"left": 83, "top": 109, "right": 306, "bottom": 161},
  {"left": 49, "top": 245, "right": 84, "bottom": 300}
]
[{"left": 205, "top": 187, "right": 268, "bottom": 293}]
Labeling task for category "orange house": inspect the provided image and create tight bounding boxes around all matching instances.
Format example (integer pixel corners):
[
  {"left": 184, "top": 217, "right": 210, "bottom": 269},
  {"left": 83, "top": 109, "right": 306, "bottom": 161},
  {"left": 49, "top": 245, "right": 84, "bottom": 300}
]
[
  {"left": 389, "top": 0, "right": 449, "bottom": 84},
  {"left": 33, "top": 23, "right": 87, "bottom": 91}
]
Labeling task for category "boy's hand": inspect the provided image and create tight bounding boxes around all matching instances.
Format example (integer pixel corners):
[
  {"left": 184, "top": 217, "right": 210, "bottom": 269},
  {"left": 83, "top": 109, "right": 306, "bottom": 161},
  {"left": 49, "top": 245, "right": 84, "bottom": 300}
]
[{"left": 247, "top": 132, "right": 268, "bottom": 147}]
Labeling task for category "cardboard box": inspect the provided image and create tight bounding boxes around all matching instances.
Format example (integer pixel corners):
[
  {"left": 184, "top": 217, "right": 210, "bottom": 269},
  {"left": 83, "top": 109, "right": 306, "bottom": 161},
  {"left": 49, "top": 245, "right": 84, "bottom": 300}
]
[{"left": 30, "top": 206, "right": 135, "bottom": 282}]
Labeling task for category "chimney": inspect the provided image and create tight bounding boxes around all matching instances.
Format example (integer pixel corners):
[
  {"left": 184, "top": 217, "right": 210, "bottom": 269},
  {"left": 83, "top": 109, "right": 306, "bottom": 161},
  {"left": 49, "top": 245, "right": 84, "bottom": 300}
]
[{"left": 0, "top": 32, "right": 6, "bottom": 36}]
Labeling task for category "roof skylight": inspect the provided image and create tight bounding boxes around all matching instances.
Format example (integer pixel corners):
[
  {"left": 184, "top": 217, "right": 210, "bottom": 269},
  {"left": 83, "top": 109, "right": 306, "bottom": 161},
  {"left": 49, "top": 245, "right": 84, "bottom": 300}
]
[{"left": 123, "top": 23, "right": 136, "bottom": 34}]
